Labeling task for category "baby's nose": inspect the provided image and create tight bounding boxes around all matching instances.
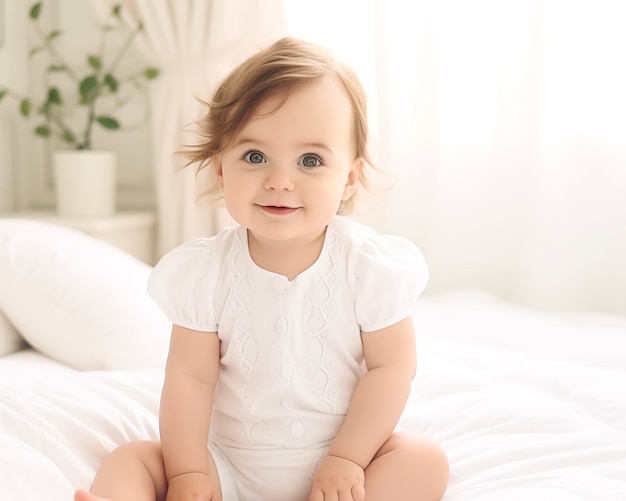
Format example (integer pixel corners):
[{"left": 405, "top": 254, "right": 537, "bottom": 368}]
[{"left": 264, "top": 165, "right": 295, "bottom": 191}]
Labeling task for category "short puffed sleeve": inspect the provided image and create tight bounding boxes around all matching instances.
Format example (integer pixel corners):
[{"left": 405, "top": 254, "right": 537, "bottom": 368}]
[
  {"left": 354, "top": 235, "right": 428, "bottom": 332},
  {"left": 147, "top": 238, "right": 218, "bottom": 332}
]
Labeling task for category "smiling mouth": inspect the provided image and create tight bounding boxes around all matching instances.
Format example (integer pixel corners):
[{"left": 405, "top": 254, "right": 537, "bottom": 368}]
[{"left": 258, "top": 205, "right": 300, "bottom": 216}]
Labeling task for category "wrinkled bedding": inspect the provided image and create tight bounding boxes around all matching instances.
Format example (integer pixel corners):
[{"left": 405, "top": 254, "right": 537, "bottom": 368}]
[{"left": 1, "top": 291, "right": 625, "bottom": 500}]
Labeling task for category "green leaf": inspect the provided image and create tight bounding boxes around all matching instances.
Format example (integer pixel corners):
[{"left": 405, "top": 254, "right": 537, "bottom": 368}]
[
  {"left": 29, "top": 46, "right": 44, "bottom": 57},
  {"left": 47, "top": 30, "right": 62, "bottom": 41},
  {"left": 0, "top": 90, "right": 6, "bottom": 102},
  {"left": 62, "top": 130, "right": 76, "bottom": 144},
  {"left": 47, "top": 87, "right": 62, "bottom": 105},
  {"left": 34, "top": 125, "right": 51, "bottom": 137},
  {"left": 112, "top": 4, "right": 122, "bottom": 19},
  {"left": 79, "top": 75, "right": 98, "bottom": 103},
  {"left": 104, "top": 73, "right": 119, "bottom": 93},
  {"left": 29, "top": 3, "right": 42, "bottom": 20},
  {"left": 48, "top": 64, "right": 66, "bottom": 72},
  {"left": 144, "top": 67, "right": 159, "bottom": 80},
  {"left": 96, "top": 116, "right": 120, "bottom": 129},
  {"left": 88, "top": 55, "right": 102, "bottom": 70},
  {"left": 20, "top": 99, "right": 31, "bottom": 117}
]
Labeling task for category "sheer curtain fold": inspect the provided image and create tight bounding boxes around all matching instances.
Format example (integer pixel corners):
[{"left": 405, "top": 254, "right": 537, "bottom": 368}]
[
  {"left": 91, "top": 0, "right": 286, "bottom": 256},
  {"left": 378, "top": 0, "right": 626, "bottom": 315},
  {"left": 371, "top": 1, "right": 540, "bottom": 296}
]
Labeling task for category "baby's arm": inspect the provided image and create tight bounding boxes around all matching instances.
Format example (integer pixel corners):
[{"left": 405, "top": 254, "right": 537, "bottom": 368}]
[
  {"left": 159, "top": 324, "right": 221, "bottom": 499},
  {"left": 329, "top": 316, "right": 416, "bottom": 464},
  {"left": 310, "top": 316, "right": 416, "bottom": 500}
]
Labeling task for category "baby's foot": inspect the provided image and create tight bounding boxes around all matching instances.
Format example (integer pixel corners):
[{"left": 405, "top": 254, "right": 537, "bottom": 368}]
[{"left": 74, "top": 489, "right": 111, "bottom": 501}]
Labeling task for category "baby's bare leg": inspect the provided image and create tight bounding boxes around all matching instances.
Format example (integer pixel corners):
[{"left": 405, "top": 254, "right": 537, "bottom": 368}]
[
  {"left": 76, "top": 440, "right": 224, "bottom": 501},
  {"left": 364, "top": 432, "right": 449, "bottom": 501},
  {"left": 74, "top": 441, "right": 168, "bottom": 501}
]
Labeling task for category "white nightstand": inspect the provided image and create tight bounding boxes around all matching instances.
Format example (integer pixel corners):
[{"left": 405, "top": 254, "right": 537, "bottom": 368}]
[{"left": 12, "top": 211, "right": 157, "bottom": 265}]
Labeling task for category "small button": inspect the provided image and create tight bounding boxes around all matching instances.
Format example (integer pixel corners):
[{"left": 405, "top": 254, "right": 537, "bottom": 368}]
[
  {"left": 248, "top": 421, "right": 270, "bottom": 443},
  {"left": 275, "top": 317, "right": 288, "bottom": 335},
  {"left": 281, "top": 398, "right": 295, "bottom": 410},
  {"left": 290, "top": 421, "right": 305, "bottom": 438}
]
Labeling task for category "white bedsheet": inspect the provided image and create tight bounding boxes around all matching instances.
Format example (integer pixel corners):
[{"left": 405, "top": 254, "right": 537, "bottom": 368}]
[
  {"left": 0, "top": 351, "right": 162, "bottom": 498},
  {"left": 408, "top": 293, "right": 626, "bottom": 500},
  {"left": 1, "top": 292, "right": 625, "bottom": 500}
]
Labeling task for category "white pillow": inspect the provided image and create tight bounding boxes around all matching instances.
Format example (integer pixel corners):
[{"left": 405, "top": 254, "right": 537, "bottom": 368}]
[
  {"left": 0, "top": 219, "right": 171, "bottom": 370},
  {"left": 0, "top": 307, "right": 26, "bottom": 357}
]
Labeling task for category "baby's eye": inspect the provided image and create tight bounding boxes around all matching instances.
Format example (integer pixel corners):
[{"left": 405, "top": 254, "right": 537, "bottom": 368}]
[
  {"left": 298, "top": 155, "right": 322, "bottom": 168},
  {"left": 243, "top": 150, "right": 266, "bottom": 164}
]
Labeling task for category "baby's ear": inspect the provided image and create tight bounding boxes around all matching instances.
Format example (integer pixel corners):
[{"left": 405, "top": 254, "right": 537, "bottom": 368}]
[
  {"left": 342, "top": 157, "right": 363, "bottom": 201},
  {"left": 215, "top": 155, "right": 224, "bottom": 190}
]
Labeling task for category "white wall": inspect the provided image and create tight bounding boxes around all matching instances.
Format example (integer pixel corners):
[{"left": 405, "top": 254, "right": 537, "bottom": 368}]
[
  {"left": 0, "top": 0, "right": 30, "bottom": 212},
  {"left": 0, "top": 0, "right": 155, "bottom": 214}
]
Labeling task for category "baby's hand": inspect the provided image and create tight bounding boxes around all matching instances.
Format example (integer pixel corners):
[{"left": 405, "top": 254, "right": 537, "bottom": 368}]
[
  {"left": 309, "top": 455, "right": 365, "bottom": 501},
  {"left": 166, "top": 471, "right": 220, "bottom": 501}
]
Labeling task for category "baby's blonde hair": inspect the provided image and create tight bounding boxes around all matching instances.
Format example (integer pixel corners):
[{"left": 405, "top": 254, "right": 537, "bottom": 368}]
[{"left": 181, "top": 36, "right": 376, "bottom": 214}]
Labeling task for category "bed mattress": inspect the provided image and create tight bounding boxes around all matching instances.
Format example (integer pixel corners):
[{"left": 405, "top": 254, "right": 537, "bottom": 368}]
[{"left": 1, "top": 292, "right": 625, "bottom": 500}]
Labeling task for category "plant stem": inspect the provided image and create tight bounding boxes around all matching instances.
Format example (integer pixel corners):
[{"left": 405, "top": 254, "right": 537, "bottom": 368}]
[
  {"left": 32, "top": 16, "right": 80, "bottom": 83},
  {"left": 0, "top": 85, "right": 26, "bottom": 101},
  {"left": 80, "top": 103, "right": 96, "bottom": 149},
  {"left": 106, "top": 24, "right": 142, "bottom": 75},
  {"left": 46, "top": 109, "right": 78, "bottom": 147},
  {"left": 78, "top": 19, "right": 111, "bottom": 150},
  {"left": 0, "top": 83, "right": 76, "bottom": 146}
]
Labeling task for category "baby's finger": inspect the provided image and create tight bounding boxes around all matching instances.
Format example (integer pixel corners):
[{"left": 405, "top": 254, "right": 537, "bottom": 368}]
[
  {"left": 351, "top": 483, "right": 366, "bottom": 501},
  {"left": 308, "top": 488, "right": 324, "bottom": 501},
  {"left": 323, "top": 490, "right": 340, "bottom": 501},
  {"left": 339, "top": 486, "right": 356, "bottom": 501}
]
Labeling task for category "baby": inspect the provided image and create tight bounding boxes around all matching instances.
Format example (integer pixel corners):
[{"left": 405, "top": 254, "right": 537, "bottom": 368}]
[{"left": 75, "top": 36, "right": 449, "bottom": 501}]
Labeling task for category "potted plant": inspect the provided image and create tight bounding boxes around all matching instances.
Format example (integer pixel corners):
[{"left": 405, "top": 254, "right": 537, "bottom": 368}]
[{"left": 0, "top": 2, "right": 159, "bottom": 217}]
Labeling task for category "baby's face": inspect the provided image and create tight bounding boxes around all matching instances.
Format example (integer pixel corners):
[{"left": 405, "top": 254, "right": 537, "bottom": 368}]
[{"left": 216, "top": 76, "right": 362, "bottom": 246}]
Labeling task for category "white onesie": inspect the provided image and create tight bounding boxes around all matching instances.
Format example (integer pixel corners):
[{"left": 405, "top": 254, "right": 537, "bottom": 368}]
[{"left": 147, "top": 216, "right": 428, "bottom": 501}]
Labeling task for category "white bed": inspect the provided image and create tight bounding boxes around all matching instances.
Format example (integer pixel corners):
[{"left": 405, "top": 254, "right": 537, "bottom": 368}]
[{"left": 1, "top": 219, "right": 625, "bottom": 500}]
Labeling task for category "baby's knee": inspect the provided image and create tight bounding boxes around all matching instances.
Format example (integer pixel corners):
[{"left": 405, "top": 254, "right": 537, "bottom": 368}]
[
  {"left": 392, "top": 433, "right": 449, "bottom": 497},
  {"left": 401, "top": 433, "right": 447, "bottom": 468}
]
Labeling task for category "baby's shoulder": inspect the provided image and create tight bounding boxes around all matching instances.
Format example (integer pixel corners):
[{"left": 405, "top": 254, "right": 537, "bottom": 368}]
[
  {"left": 330, "top": 218, "right": 429, "bottom": 331},
  {"left": 146, "top": 226, "right": 245, "bottom": 331},
  {"left": 148, "top": 225, "right": 243, "bottom": 290},
  {"left": 329, "top": 217, "right": 423, "bottom": 266},
  {"left": 159, "top": 225, "right": 242, "bottom": 263}
]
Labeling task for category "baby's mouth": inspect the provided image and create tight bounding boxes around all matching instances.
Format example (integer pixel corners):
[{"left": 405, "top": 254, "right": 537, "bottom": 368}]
[{"left": 258, "top": 205, "right": 299, "bottom": 216}]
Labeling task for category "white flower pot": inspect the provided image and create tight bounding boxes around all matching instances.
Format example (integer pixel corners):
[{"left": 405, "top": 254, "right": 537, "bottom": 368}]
[{"left": 53, "top": 150, "right": 117, "bottom": 217}]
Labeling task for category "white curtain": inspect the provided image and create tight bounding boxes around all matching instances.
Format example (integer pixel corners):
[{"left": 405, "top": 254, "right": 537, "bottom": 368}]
[
  {"left": 91, "top": 0, "right": 286, "bottom": 256},
  {"left": 285, "top": 0, "right": 626, "bottom": 316}
]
